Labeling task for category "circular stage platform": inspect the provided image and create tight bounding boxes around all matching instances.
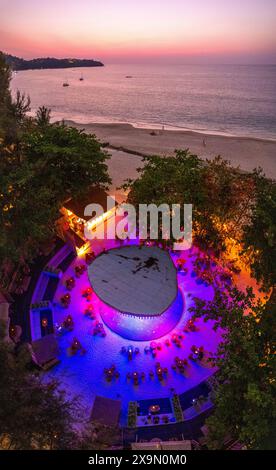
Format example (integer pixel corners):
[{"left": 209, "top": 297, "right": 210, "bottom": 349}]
[{"left": 88, "top": 245, "right": 183, "bottom": 340}]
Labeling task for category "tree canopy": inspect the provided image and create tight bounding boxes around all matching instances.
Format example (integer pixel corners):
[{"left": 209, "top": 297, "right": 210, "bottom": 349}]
[
  {"left": 124, "top": 150, "right": 275, "bottom": 289},
  {"left": 0, "top": 53, "right": 14, "bottom": 142},
  {"left": 124, "top": 149, "right": 276, "bottom": 448},
  {"left": 190, "top": 286, "right": 276, "bottom": 449},
  {"left": 0, "top": 324, "right": 119, "bottom": 450},
  {"left": 1, "top": 51, "right": 275, "bottom": 451},
  {"left": 242, "top": 172, "right": 276, "bottom": 291},
  {"left": 124, "top": 150, "right": 255, "bottom": 254},
  {"left": 0, "top": 52, "right": 111, "bottom": 262}
]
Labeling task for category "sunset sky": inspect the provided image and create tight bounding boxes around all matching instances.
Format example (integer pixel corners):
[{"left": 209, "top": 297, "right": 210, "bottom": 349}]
[{"left": 1, "top": 0, "right": 275, "bottom": 63}]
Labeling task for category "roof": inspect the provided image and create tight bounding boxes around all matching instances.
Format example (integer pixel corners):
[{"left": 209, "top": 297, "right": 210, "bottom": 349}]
[
  {"left": 90, "top": 395, "right": 121, "bottom": 426},
  {"left": 88, "top": 245, "right": 177, "bottom": 317},
  {"left": 30, "top": 333, "right": 59, "bottom": 365},
  {"left": 63, "top": 186, "right": 116, "bottom": 219},
  {"left": 131, "top": 440, "right": 192, "bottom": 450}
]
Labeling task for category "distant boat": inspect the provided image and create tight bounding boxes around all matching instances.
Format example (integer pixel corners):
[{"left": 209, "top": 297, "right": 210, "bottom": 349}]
[
  {"left": 125, "top": 75, "right": 133, "bottom": 78},
  {"left": 79, "top": 74, "right": 84, "bottom": 81},
  {"left": 63, "top": 81, "right": 69, "bottom": 87}
]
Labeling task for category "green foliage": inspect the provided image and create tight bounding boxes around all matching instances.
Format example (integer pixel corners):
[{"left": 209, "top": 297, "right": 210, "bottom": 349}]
[
  {"left": 0, "top": 56, "right": 111, "bottom": 262},
  {"left": 36, "top": 106, "right": 51, "bottom": 127},
  {"left": 127, "top": 401, "right": 137, "bottom": 428},
  {"left": 124, "top": 149, "right": 275, "bottom": 449},
  {"left": 0, "top": 330, "right": 80, "bottom": 449},
  {"left": 171, "top": 394, "right": 183, "bottom": 422},
  {"left": 3, "top": 53, "right": 104, "bottom": 70},
  {"left": 22, "top": 122, "right": 111, "bottom": 197},
  {"left": 124, "top": 150, "right": 204, "bottom": 207},
  {"left": 0, "top": 52, "right": 14, "bottom": 141},
  {"left": 124, "top": 151, "right": 255, "bottom": 256},
  {"left": 11, "top": 90, "right": 31, "bottom": 124},
  {"left": 0, "top": 327, "right": 120, "bottom": 450},
  {"left": 0, "top": 56, "right": 116, "bottom": 448},
  {"left": 242, "top": 171, "right": 276, "bottom": 290},
  {"left": 76, "top": 423, "right": 120, "bottom": 450},
  {"left": 190, "top": 286, "right": 276, "bottom": 449}
]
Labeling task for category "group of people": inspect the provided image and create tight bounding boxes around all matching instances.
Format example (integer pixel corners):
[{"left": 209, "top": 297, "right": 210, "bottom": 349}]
[
  {"left": 74, "top": 263, "right": 86, "bottom": 278},
  {"left": 84, "top": 304, "right": 96, "bottom": 319},
  {"left": 155, "top": 362, "right": 168, "bottom": 381},
  {"left": 126, "top": 371, "right": 145, "bottom": 385},
  {"left": 55, "top": 314, "right": 74, "bottom": 334},
  {"left": 82, "top": 286, "right": 93, "bottom": 302},
  {"left": 189, "top": 345, "right": 205, "bottom": 361},
  {"left": 92, "top": 321, "right": 106, "bottom": 337},
  {"left": 104, "top": 364, "right": 120, "bottom": 382},
  {"left": 69, "top": 337, "right": 87, "bottom": 356},
  {"left": 61, "top": 263, "right": 87, "bottom": 305},
  {"left": 141, "top": 413, "right": 170, "bottom": 426},
  {"left": 144, "top": 341, "right": 163, "bottom": 357},
  {"left": 60, "top": 292, "right": 71, "bottom": 308},
  {"left": 85, "top": 251, "right": 95, "bottom": 265},
  {"left": 172, "top": 356, "right": 188, "bottom": 373},
  {"left": 125, "top": 362, "right": 169, "bottom": 386},
  {"left": 184, "top": 319, "right": 198, "bottom": 333},
  {"left": 121, "top": 345, "right": 140, "bottom": 360},
  {"left": 65, "top": 276, "right": 75, "bottom": 291},
  {"left": 176, "top": 258, "right": 188, "bottom": 274}
]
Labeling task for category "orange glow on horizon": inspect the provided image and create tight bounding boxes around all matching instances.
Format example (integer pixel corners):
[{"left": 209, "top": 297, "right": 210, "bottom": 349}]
[{"left": 1, "top": 0, "right": 275, "bottom": 64}]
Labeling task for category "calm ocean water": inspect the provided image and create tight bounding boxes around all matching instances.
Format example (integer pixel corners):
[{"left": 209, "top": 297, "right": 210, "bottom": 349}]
[{"left": 11, "top": 64, "right": 276, "bottom": 139}]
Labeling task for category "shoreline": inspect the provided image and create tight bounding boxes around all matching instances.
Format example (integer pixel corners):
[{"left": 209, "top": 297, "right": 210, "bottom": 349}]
[
  {"left": 124, "top": 121, "right": 276, "bottom": 143},
  {"left": 64, "top": 120, "right": 276, "bottom": 181},
  {"left": 62, "top": 118, "right": 276, "bottom": 143}
]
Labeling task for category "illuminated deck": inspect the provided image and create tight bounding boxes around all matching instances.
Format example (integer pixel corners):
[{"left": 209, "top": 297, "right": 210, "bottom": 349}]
[{"left": 88, "top": 245, "right": 177, "bottom": 317}]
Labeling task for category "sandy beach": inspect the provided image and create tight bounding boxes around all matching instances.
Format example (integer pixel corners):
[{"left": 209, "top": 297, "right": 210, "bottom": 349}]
[{"left": 65, "top": 121, "right": 276, "bottom": 200}]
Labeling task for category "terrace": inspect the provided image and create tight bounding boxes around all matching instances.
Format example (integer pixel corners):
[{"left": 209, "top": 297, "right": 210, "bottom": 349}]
[{"left": 5, "top": 204, "right": 265, "bottom": 441}]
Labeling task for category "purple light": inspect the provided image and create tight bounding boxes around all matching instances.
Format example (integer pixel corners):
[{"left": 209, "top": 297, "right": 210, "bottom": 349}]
[
  {"left": 96, "top": 288, "right": 184, "bottom": 341},
  {"left": 50, "top": 238, "right": 221, "bottom": 421}
]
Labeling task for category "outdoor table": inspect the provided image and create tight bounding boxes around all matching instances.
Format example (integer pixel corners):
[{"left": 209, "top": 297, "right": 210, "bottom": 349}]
[{"left": 149, "top": 405, "right": 160, "bottom": 414}]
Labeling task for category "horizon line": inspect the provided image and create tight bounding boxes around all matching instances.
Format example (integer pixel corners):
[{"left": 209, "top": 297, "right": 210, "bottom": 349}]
[{"left": 3, "top": 52, "right": 276, "bottom": 67}]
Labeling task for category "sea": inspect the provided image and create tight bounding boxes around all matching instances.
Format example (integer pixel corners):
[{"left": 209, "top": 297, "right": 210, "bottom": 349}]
[{"left": 11, "top": 63, "right": 276, "bottom": 140}]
